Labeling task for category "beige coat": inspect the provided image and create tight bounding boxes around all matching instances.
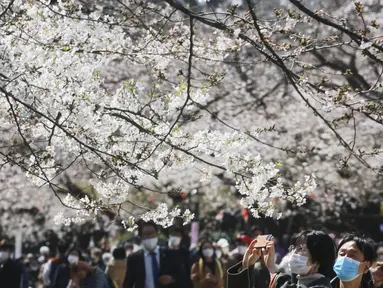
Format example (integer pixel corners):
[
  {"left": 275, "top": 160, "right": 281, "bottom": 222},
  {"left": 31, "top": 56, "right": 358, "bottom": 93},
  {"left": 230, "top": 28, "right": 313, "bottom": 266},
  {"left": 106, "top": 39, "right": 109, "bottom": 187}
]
[
  {"left": 106, "top": 259, "right": 127, "bottom": 288},
  {"left": 191, "top": 259, "right": 224, "bottom": 288}
]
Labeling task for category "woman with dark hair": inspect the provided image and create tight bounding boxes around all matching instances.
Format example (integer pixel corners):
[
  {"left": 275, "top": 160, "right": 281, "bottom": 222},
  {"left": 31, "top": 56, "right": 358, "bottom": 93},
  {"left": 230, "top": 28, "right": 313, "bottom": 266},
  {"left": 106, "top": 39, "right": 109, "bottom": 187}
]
[
  {"left": 191, "top": 240, "right": 224, "bottom": 288},
  {"left": 332, "top": 234, "right": 377, "bottom": 288},
  {"left": 227, "top": 230, "right": 337, "bottom": 288},
  {"left": 51, "top": 247, "right": 85, "bottom": 288}
]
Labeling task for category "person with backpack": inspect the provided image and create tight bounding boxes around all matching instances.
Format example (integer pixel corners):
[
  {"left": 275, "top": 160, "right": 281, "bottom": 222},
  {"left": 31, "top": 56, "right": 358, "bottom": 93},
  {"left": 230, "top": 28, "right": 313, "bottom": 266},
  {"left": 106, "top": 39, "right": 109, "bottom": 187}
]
[{"left": 191, "top": 240, "right": 224, "bottom": 288}]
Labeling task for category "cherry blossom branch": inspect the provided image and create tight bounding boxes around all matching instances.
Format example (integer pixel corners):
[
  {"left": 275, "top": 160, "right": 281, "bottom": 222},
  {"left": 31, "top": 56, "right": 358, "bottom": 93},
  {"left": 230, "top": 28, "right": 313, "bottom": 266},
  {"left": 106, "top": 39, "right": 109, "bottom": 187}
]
[
  {"left": 244, "top": 0, "right": 374, "bottom": 172},
  {"left": 0, "top": 0, "right": 14, "bottom": 19}
]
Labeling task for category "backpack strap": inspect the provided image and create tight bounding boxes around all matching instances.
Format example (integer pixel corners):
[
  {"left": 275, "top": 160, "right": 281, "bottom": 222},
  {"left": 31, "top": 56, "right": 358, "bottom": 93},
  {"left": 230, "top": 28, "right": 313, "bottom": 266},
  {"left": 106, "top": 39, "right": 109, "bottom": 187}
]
[
  {"left": 215, "top": 259, "right": 223, "bottom": 279},
  {"left": 199, "top": 258, "right": 223, "bottom": 279},
  {"left": 269, "top": 273, "right": 278, "bottom": 288},
  {"left": 199, "top": 258, "right": 204, "bottom": 278}
]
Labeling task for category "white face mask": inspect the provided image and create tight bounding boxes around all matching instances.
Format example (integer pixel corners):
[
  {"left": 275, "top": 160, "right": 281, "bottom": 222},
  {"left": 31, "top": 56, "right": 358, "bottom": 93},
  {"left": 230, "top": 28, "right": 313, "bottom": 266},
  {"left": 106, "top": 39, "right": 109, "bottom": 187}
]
[
  {"left": 142, "top": 237, "right": 158, "bottom": 251},
  {"left": 215, "top": 250, "right": 222, "bottom": 259},
  {"left": 288, "top": 253, "right": 312, "bottom": 275},
  {"left": 67, "top": 255, "right": 79, "bottom": 265},
  {"left": 126, "top": 250, "right": 132, "bottom": 258},
  {"left": 168, "top": 236, "right": 181, "bottom": 248},
  {"left": 222, "top": 246, "right": 230, "bottom": 255},
  {"left": 0, "top": 251, "right": 9, "bottom": 263},
  {"left": 238, "top": 246, "right": 248, "bottom": 255},
  {"left": 30, "top": 264, "right": 40, "bottom": 271},
  {"left": 133, "top": 244, "right": 141, "bottom": 252},
  {"left": 202, "top": 249, "right": 214, "bottom": 258}
]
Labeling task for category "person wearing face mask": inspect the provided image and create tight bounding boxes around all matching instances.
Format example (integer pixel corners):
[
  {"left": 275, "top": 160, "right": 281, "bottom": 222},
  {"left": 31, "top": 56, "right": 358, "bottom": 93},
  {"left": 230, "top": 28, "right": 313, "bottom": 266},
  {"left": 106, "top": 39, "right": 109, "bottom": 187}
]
[
  {"left": 0, "top": 240, "right": 25, "bottom": 288},
  {"left": 215, "top": 239, "right": 230, "bottom": 288},
  {"left": 332, "top": 234, "right": 377, "bottom": 288},
  {"left": 216, "top": 239, "right": 230, "bottom": 265},
  {"left": 167, "top": 226, "right": 192, "bottom": 288},
  {"left": 227, "top": 230, "right": 337, "bottom": 288},
  {"left": 42, "top": 241, "right": 69, "bottom": 288},
  {"left": 123, "top": 220, "right": 181, "bottom": 288},
  {"left": 50, "top": 247, "right": 83, "bottom": 288},
  {"left": 38, "top": 246, "right": 51, "bottom": 287},
  {"left": 191, "top": 240, "right": 224, "bottom": 288}
]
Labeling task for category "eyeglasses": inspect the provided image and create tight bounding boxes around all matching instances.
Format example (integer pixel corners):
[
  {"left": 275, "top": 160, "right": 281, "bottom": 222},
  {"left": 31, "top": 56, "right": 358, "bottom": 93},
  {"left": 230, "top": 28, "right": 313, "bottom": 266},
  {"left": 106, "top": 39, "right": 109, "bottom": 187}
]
[{"left": 288, "top": 244, "right": 309, "bottom": 255}]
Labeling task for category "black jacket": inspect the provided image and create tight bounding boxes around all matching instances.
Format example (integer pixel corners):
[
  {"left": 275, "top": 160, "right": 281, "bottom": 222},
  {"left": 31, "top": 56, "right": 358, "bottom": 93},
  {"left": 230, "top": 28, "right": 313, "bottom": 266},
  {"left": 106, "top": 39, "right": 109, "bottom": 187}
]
[
  {"left": 227, "top": 262, "right": 332, "bottom": 288},
  {"left": 330, "top": 273, "right": 375, "bottom": 288},
  {"left": 123, "top": 247, "right": 184, "bottom": 288},
  {"left": 0, "top": 259, "right": 23, "bottom": 288},
  {"left": 167, "top": 247, "right": 193, "bottom": 288},
  {"left": 50, "top": 262, "right": 70, "bottom": 288}
]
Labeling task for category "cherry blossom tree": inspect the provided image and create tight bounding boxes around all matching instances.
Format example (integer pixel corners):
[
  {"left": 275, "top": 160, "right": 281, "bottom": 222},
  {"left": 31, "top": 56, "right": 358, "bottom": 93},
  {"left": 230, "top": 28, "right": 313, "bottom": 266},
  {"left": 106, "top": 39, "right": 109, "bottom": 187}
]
[{"left": 0, "top": 0, "right": 382, "bottom": 232}]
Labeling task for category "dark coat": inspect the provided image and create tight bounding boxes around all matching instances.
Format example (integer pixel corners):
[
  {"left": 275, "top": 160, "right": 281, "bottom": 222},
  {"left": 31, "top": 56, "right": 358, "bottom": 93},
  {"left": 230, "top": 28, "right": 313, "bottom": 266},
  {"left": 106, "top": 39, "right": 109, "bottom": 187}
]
[
  {"left": 331, "top": 273, "right": 375, "bottom": 288},
  {"left": 0, "top": 258, "right": 24, "bottom": 288},
  {"left": 167, "top": 247, "right": 193, "bottom": 288},
  {"left": 123, "top": 248, "right": 183, "bottom": 288},
  {"left": 50, "top": 262, "right": 70, "bottom": 288},
  {"left": 227, "top": 262, "right": 332, "bottom": 288},
  {"left": 48, "top": 257, "right": 66, "bottom": 288}
]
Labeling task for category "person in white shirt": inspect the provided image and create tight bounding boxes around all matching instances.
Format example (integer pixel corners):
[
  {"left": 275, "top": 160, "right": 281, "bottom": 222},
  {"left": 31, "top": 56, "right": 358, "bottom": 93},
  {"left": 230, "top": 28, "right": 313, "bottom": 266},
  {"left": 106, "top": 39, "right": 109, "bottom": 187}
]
[{"left": 123, "top": 221, "right": 178, "bottom": 288}]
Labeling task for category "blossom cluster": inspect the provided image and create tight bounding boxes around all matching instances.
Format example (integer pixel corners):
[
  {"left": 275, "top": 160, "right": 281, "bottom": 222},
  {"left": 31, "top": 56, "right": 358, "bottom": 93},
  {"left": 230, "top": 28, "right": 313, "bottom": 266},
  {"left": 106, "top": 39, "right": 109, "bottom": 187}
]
[{"left": 1, "top": 0, "right": 381, "bottom": 231}]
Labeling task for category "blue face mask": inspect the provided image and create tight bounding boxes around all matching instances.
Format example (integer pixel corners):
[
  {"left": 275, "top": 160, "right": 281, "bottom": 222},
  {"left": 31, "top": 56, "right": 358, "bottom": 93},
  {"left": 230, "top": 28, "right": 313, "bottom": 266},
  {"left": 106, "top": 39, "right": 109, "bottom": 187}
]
[{"left": 333, "top": 256, "right": 362, "bottom": 282}]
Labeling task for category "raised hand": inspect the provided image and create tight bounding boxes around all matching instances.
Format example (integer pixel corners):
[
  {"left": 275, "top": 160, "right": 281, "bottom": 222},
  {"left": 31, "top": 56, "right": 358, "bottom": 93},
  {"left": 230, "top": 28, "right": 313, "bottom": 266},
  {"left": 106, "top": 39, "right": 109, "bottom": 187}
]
[
  {"left": 262, "top": 240, "right": 277, "bottom": 273},
  {"left": 242, "top": 239, "right": 262, "bottom": 270}
]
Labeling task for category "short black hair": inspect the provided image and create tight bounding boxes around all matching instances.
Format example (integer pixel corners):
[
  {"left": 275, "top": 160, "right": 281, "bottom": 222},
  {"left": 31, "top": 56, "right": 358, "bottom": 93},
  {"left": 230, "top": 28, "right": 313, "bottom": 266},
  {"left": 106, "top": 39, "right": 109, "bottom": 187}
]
[
  {"left": 137, "top": 220, "right": 158, "bottom": 237},
  {"left": 294, "top": 230, "right": 337, "bottom": 278},
  {"left": 338, "top": 234, "right": 377, "bottom": 263},
  {"left": 66, "top": 247, "right": 84, "bottom": 261},
  {"left": 169, "top": 226, "right": 183, "bottom": 235},
  {"left": 112, "top": 247, "right": 126, "bottom": 260},
  {"left": 124, "top": 242, "right": 133, "bottom": 250},
  {"left": 57, "top": 242, "right": 69, "bottom": 255}
]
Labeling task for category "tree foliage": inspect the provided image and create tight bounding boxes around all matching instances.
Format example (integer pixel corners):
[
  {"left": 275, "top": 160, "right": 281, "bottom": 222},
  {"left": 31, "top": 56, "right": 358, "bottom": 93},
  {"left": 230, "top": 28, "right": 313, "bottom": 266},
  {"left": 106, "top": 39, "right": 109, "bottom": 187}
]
[{"left": 0, "top": 0, "right": 382, "bottom": 231}]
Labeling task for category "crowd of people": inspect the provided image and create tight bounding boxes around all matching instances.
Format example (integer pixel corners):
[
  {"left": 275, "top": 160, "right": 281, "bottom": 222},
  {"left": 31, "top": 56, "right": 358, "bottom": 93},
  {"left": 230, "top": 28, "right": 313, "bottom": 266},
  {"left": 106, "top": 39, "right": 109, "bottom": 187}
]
[{"left": 0, "top": 221, "right": 382, "bottom": 288}]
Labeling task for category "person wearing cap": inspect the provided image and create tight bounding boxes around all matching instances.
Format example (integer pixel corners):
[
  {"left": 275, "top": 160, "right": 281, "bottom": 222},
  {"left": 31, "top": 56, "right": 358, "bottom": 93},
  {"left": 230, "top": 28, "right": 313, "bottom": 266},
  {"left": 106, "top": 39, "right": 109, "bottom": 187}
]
[
  {"left": 39, "top": 246, "right": 51, "bottom": 264},
  {"left": 0, "top": 240, "right": 25, "bottom": 288},
  {"left": 216, "top": 239, "right": 230, "bottom": 265},
  {"left": 216, "top": 239, "right": 230, "bottom": 288},
  {"left": 38, "top": 246, "right": 51, "bottom": 286}
]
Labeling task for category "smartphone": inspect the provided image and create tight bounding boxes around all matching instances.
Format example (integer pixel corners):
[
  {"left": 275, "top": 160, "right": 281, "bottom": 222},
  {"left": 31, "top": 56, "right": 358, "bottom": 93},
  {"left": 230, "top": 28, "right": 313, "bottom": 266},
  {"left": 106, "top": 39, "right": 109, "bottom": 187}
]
[{"left": 254, "top": 234, "right": 273, "bottom": 249}]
